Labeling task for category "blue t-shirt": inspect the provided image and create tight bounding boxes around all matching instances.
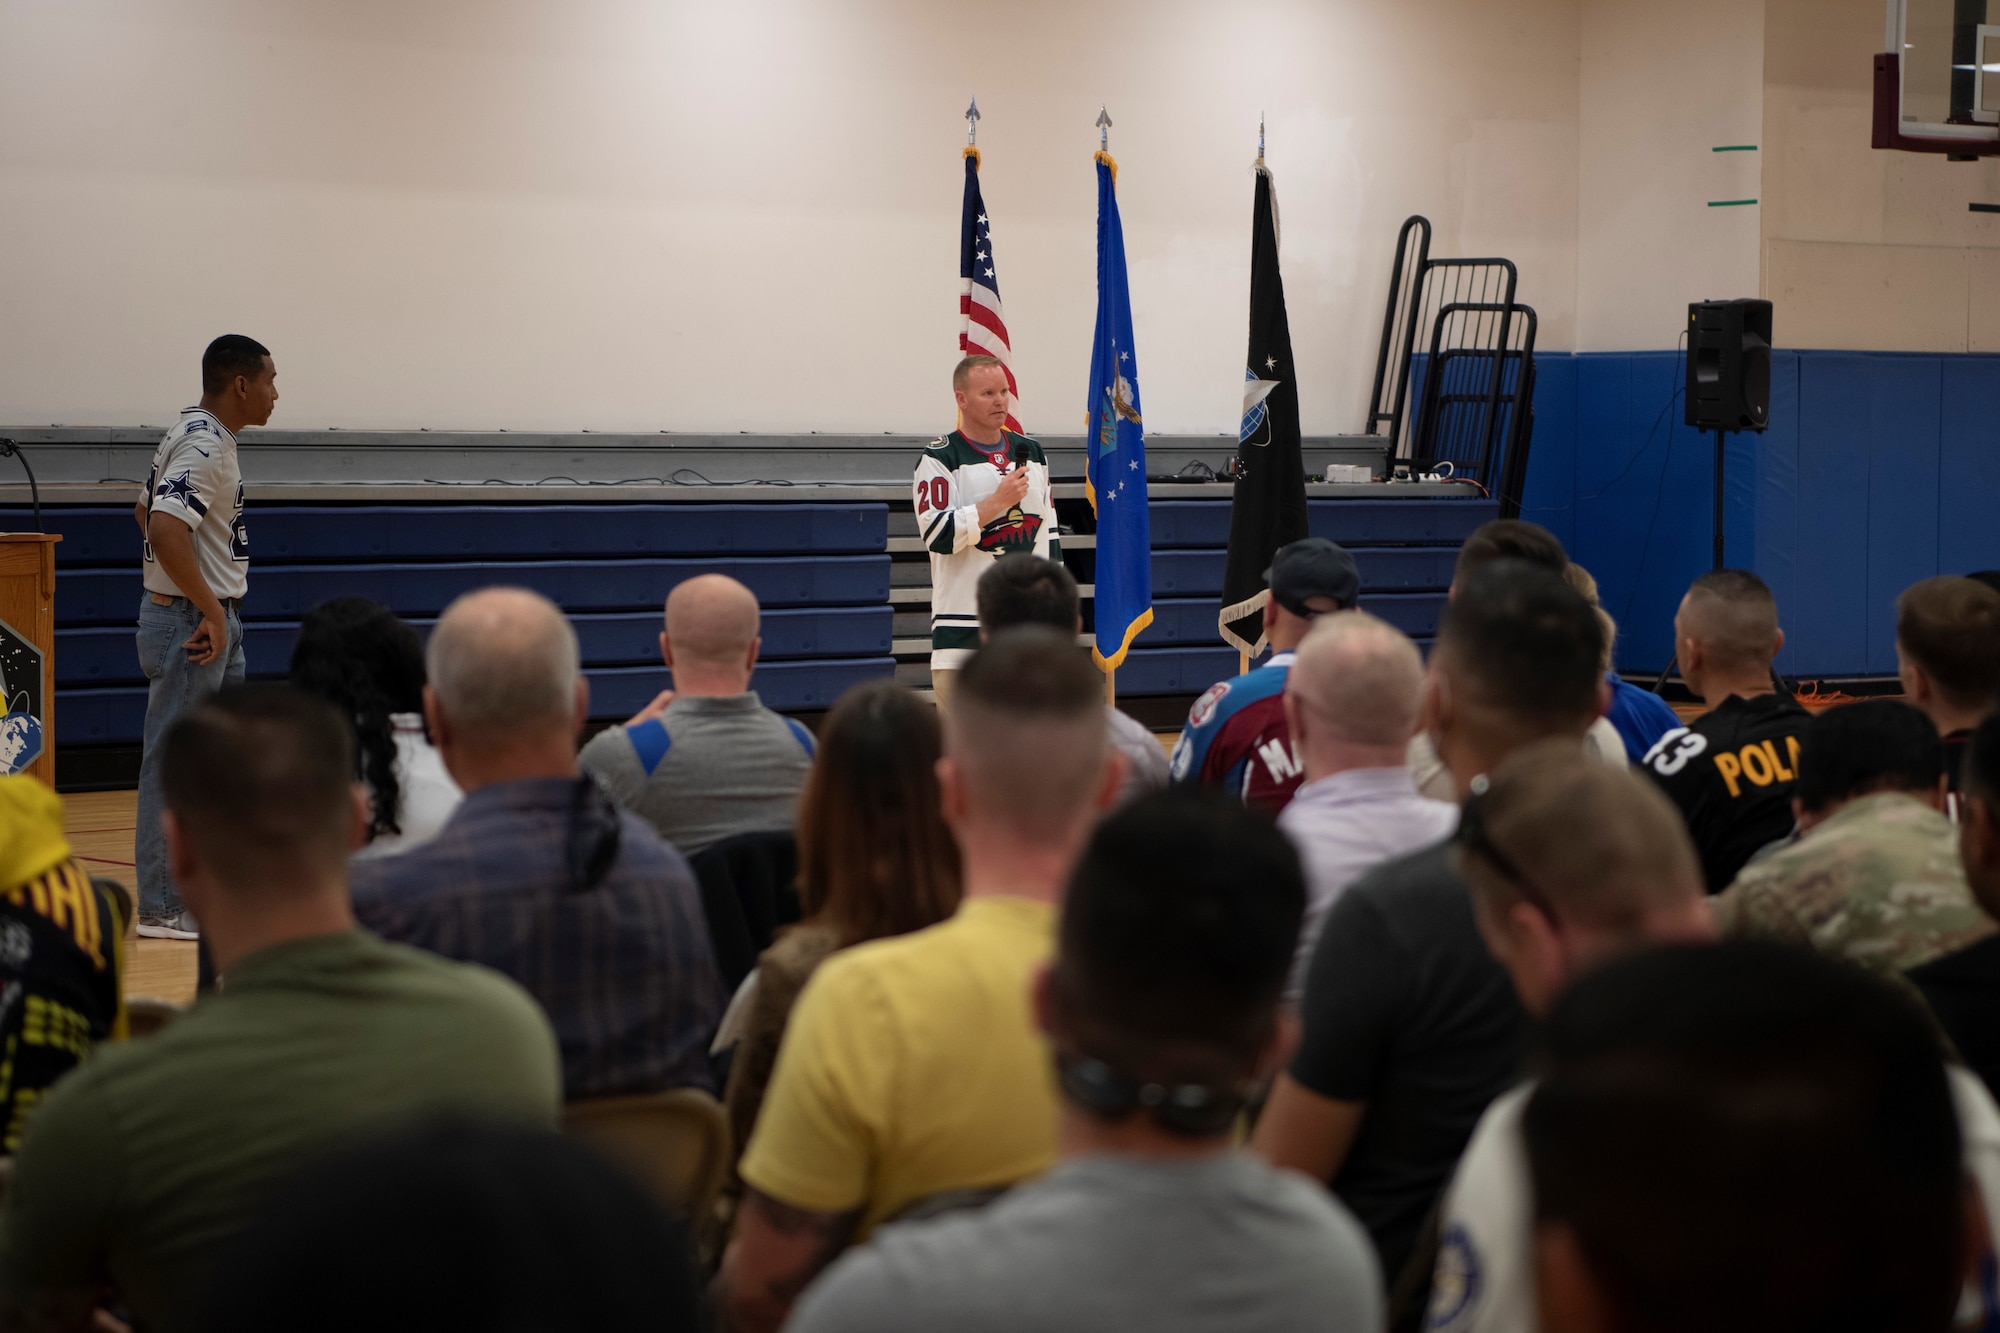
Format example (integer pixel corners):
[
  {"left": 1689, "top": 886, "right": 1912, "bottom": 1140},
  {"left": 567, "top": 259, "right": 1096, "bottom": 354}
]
[{"left": 1604, "top": 672, "right": 1681, "bottom": 763}]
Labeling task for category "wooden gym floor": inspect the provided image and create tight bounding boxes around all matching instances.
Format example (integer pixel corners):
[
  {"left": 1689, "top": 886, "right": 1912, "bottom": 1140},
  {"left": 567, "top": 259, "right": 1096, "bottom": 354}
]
[{"left": 63, "top": 790, "right": 198, "bottom": 1006}]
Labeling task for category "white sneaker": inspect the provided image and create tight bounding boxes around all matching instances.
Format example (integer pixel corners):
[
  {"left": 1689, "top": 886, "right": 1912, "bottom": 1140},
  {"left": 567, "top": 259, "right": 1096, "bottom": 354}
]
[{"left": 136, "top": 912, "right": 199, "bottom": 941}]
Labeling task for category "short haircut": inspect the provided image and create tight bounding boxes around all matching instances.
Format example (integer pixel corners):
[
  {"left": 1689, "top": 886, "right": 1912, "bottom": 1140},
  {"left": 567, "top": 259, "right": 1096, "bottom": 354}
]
[
  {"left": 1968, "top": 712, "right": 2000, "bottom": 803},
  {"left": 1436, "top": 560, "right": 1605, "bottom": 731},
  {"left": 206, "top": 1116, "right": 701, "bottom": 1333},
  {"left": 948, "top": 626, "right": 1108, "bottom": 838},
  {"left": 1563, "top": 562, "right": 1618, "bottom": 672},
  {"left": 1056, "top": 789, "right": 1303, "bottom": 1068},
  {"left": 1287, "top": 611, "right": 1426, "bottom": 747},
  {"left": 201, "top": 334, "right": 271, "bottom": 395},
  {"left": 1525, "top": 941, "right": 1963, "bottom": 1333},
  {"left": 289, "top": 598, "right": 428, "bottom": 841},
  {"left": 1897, "top": 575, "right": 2000, "bottom": 711},
  {"left": 1454, "top": 519, "right": 1567, "bottom": 584},
  {"left": 797, "top": 679, "right": 961, "bottom": 948},
  {"left": 1681, "top": 569, "right": 1780, "bottom": 672},
  {"left": 1968, "top": 570, "right": 2000, "bottom": 598},
  {"left": 426, "top": 588, "right": 580, "bottom": 741},
  {"left": 663, "top": 574, "right": 760, "bottom": 668},
  {"left": 159, "top": 684, "right": 355, "bottom": 887},
  {"left": 977, "top": 554, "right": 1080, "bottom": 635},
  {"left": 1457, "top": 738, "right": 1703, "bottom": 934},
  {"left": 953, "top": 354, "right": 1006, "bottom": 392},
  {"left": 1794, "top": 700, "right": 1943, "bottom": 814}
]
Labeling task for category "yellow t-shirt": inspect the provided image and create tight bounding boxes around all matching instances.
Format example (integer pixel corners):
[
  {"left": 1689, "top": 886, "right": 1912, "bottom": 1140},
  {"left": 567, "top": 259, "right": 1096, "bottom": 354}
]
[{"left": 738, "top": 894, "right": 1060, "bottom": 1237}]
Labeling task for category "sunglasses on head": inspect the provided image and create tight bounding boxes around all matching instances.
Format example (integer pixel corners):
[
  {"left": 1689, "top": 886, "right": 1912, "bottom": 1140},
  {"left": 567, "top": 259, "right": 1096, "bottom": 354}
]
[
  {"left": 1453, "top": 774, "right": 1557, "bottom": 919},
  {"left": 1055, "top": 1051, "right": 1246, "bottom": 1138}
]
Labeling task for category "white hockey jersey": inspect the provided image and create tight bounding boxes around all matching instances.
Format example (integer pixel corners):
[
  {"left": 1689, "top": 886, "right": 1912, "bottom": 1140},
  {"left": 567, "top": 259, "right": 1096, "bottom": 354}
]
[{"left": 913, "top": 431, "right": 1062, "bottom": 671}]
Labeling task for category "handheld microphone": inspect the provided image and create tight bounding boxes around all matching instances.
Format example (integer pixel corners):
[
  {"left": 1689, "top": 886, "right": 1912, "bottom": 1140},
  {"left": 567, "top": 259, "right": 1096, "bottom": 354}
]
[{"left": 1010, "top": 437, "right": 1029, "bottom": 471}]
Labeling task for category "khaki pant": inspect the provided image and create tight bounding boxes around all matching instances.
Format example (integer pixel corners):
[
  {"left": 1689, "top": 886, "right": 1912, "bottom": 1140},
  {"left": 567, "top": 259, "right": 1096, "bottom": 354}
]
[{"left": 930, "top": 668, "right": 958, "bottom": 710}]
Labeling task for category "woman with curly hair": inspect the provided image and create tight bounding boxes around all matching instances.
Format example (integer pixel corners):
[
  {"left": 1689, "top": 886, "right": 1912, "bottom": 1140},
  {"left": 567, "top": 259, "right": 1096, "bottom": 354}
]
[{"left": 288, "top": 597, "right": 461, "bottom": 858}]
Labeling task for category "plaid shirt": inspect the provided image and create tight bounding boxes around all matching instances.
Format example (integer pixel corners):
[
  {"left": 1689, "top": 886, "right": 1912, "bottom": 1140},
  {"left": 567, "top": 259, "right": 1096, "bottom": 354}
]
[{"left": 351, "top": 776, "right": 724, "bottom": 1100}]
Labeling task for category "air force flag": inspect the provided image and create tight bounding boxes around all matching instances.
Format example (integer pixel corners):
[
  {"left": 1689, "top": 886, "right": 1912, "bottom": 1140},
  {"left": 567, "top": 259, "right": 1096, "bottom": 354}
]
[{"left": 1084, "top": 150, "right": 1153, "bottom": 671}]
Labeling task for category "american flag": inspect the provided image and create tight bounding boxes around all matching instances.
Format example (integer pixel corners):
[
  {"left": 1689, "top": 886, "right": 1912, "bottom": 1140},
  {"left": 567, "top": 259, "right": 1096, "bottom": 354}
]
[{"left": 960, "top": 149, "right": 1022, "bottom": 433}]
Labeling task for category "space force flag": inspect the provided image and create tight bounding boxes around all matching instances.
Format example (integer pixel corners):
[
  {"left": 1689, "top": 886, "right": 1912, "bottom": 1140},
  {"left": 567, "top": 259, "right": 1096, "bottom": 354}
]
[
  {"left": 1218, "top": 160, "right": 1309, "bottom": 657},
  {"left": 1084, "top": 150, "right": 1153, "bottom": 671}
]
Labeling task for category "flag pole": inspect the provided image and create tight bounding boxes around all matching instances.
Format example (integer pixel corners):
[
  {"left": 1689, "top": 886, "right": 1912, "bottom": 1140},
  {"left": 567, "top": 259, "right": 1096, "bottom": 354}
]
[
  {"left": 1244, "top": 110, "right": 1260, "bottom": 682},
  {"left": 1097, "top": 101, "right": 1115, "bottom": 709}
]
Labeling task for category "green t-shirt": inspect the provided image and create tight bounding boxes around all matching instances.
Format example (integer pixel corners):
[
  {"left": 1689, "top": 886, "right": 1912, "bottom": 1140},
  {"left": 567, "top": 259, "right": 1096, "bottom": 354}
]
[{"left": 0, "top": 929, "right": 561, "bottom": 1332}]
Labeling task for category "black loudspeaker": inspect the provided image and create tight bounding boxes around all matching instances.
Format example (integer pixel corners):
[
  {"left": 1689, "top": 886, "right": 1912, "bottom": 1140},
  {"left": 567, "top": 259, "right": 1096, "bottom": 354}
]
[{"left": 1685, "top": 299, "right": 1773, "bottom": 432}]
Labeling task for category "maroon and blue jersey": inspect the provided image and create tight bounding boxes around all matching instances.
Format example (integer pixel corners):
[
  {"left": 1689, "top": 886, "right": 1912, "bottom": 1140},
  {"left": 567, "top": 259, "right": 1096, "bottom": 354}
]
[{"left": 1168, "top": 651, "right": 1304, "bottom": 813}]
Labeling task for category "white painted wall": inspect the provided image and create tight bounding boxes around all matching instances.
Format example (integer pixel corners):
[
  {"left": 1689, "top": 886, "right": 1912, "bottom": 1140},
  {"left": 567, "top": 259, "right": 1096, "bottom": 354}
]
[
  {"left": 0, "top": 0, "right": 1581, "bottom": 434},
  {"left": 1762, "top": 0, "right": 2000, "bottom": 351},
  {"left": 1574, "top": 0, "right": 1766, "bottom": 351}
]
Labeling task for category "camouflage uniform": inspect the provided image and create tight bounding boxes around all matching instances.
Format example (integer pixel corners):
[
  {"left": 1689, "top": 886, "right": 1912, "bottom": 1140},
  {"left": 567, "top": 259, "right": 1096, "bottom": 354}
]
[{"left": 1714, "top": 791, "right": 1995, "bottom": 979}]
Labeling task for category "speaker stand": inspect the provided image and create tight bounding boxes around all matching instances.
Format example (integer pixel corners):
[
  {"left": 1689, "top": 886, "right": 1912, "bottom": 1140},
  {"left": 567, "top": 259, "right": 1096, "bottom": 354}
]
[
  {"left": 1652, "top": 426, "right": 1732, "bottom": 695},
  {"left": 1711, "top": 426, "right": 1727, "bottom": 572}
]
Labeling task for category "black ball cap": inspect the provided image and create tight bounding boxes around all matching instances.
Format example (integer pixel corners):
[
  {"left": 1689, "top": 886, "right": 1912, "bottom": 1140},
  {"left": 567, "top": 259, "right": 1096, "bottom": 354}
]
[{"left": 1264, "top": 538, "right": 1361, "bottom": 617}]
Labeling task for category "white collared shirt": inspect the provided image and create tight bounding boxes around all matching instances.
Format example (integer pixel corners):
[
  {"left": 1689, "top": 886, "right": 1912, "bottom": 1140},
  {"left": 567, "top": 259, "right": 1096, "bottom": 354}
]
[{"left": 1276, "top": 766, "right": 1460, "bottom": 1004}]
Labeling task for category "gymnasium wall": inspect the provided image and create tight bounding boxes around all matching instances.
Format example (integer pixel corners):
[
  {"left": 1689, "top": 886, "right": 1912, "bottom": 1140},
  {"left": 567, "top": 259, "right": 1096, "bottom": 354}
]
[
  {"left": 0, "top": 0, "right": 1582, "bottom": 437},
  {"left": 1762, "top": 0, "right": 2000, "bottom": 351},
  {"left": 1521, "top": 349, "right": 2000, "bottom": 678}
]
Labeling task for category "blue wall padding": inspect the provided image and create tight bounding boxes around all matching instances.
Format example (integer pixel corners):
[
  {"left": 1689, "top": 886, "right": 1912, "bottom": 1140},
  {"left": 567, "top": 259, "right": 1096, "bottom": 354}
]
[{"left": 1520, "top": 349, "right": 2000, "bottom": 677}]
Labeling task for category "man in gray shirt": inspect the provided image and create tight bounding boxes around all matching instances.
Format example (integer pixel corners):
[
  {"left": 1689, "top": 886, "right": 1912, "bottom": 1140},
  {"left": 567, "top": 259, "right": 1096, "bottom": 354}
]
[
  {"left": 579, "top": 574, "right": 814, "bottom": 856},
  {"left": 975, "top": 554, "right": 1169, "bottom": 804},
  {"left": 787, "top": 790, "right": 1381, "bottom": 1333}
]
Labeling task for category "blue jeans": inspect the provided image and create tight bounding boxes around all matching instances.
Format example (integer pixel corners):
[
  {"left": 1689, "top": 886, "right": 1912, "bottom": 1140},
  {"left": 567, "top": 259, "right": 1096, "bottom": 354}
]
[{"left": 135, "top": 595, "right": 245, "bottom": 919}]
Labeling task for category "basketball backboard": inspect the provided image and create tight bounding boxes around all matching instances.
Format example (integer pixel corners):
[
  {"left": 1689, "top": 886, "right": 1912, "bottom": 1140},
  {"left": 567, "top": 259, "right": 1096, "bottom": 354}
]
[{"left": 1877, "top": 0, "right": 2000, "bottom": 155}]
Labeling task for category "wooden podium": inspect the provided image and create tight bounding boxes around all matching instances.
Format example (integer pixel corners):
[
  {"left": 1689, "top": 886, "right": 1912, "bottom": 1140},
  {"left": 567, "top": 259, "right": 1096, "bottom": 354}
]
[{"left": 0, "top": 533, "right": 60, "bottom": 788}]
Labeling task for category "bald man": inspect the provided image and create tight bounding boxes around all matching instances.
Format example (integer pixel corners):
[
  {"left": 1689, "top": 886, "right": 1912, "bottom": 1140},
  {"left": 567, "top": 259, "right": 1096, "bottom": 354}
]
[
  {"left": 1641, "top": 569, "right": 1810, "bottom": 892},
  {"left": 578, "top": 574, "right": 816, "bottom": 857},
  {"left": 1277, "top": 613, "right": 1457, "bottom": 1004},
  {"left": 352, "top": 587, "right": 723, "bottom": 1100}
]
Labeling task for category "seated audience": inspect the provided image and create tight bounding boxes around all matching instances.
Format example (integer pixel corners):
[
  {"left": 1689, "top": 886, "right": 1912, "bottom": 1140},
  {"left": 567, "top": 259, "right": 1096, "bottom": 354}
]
[
  {"left": 788, "top": 791, "right": 1383, "bottom": 1333},
  {"left": 579, "top": 574, "right": 814, "bottom": 856},
  {"left": 1525, "top": 945, "right": 1979, "bottom": 1333},
  {"left": 1171, "top": 538, "right": 1359, "bottom": 812},
  {"left": 723, "top": 628, "right": 1124, "bottom": 1332},
  {"left": 1714, "top": 699, "right": 1993, "bottom": 983},
  {"left": 1252, "top": 560, "right": 1606, "bottom": 1290},
  {"left": 1896, "top": 574, "right": 2000, "bottom": 796},
  {"left": 352, "top": 587, "right": 723, "bottom": 1100},
  {"left": 0, "top": 776, "right": 129, "bottom": 1153},
  {"left": 722, "top": 678, "right": 963, "bottom": 1161},
  {"left": 1563, "top": 562, "right": 1678, "bottom": 763},
  {"left": 1917, "top": 714, "right": 2000, "bottom": 1096},
  {"left": 1427, "top": 741, "right": 1715, "bottom": 1333},
  {"left": 977, "top": 553, "right": 1167, "bottom": 803},
  {"left": 1277, "top": 611, "right": 1456, "bottom": 1004},
  {"left": 1408, "top": 522, "right": 1624, "bottom": 799},
  {"left": 289, "top": 596, "right": 462, "bottom": 858},
  {"left": 1641, "top": 569, "right": 1810, "bottom": 891},
  {"left": 0, "top": 685, "right": 560, "bottom": 1333},
  {"left": 205, "top": 1116, "right": 703, "bottom": 1333}
]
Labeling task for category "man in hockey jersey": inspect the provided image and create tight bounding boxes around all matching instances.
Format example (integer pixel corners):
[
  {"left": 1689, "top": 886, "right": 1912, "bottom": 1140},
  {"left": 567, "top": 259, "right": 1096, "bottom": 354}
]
[
  {"left": 1642, "top": 569, "right": 1811, "bottom": 892},
  {"left": 130, "top": 335, "right": 276, "bottom": 938},
  {"left": 1170, "top": 539, "right": 1359, "bottom": 813},
  {"left": 915, "top": 355, "right": 1061, "bottom": 709}
]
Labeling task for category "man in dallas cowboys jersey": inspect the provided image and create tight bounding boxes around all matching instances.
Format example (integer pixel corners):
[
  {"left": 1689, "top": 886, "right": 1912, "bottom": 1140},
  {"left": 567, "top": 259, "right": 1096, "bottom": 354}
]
[
  {"left": 914, "top": 355, "right": 1060, "bottom": 707},
  {"left": 130, "top": 335, "right": 276, "bottom": 938}
]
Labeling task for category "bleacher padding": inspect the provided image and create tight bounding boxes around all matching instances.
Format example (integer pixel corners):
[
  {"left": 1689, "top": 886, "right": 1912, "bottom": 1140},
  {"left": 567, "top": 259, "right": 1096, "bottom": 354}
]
[{"left": 2, "top": 502, "right": 893, "bottom": 749}]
